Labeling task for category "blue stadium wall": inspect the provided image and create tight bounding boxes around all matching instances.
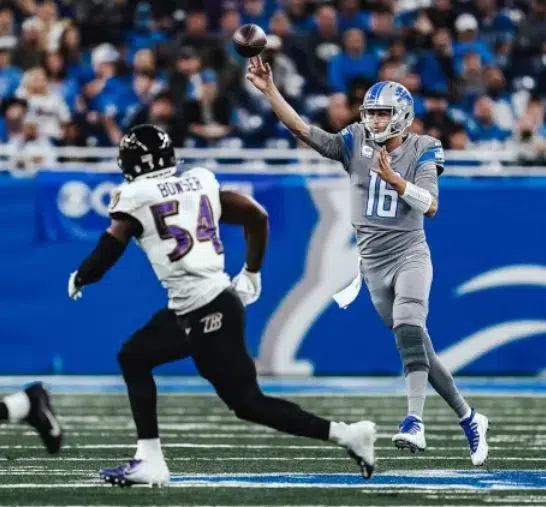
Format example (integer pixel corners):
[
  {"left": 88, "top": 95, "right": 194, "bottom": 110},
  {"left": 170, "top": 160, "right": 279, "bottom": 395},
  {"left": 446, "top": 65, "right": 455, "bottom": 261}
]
[{"left": 1, "top": 171, "right": 546, "bottom": 375}]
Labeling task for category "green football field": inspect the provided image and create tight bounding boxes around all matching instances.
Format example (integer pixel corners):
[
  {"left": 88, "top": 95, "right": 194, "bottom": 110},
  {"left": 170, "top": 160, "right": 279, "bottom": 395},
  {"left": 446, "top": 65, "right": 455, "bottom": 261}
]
[{"left": 0, "top": 379, "right": 545, "bottom": 507}]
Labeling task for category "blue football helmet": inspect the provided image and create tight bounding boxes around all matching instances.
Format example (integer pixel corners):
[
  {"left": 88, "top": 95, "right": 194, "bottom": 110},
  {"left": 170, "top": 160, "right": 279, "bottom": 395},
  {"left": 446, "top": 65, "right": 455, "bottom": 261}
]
[{"left": 360, "top": 81, "right": 415, "bottom": 143}]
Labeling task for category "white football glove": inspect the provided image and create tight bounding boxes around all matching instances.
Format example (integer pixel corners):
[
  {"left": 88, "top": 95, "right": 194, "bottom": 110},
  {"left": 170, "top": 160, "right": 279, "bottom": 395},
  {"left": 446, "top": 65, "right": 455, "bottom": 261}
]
[
  {"left": 232, "top": 265, "right": 261, "bottom": 306},
  {"left": 68, "top": 271, "right": 83, "bottom": 300}
]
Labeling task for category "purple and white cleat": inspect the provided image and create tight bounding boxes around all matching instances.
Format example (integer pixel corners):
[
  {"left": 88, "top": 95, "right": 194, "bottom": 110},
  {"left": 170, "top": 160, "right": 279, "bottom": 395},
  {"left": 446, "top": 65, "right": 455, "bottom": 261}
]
[{"left": 100, "top": 458, "right": 169, "bottom": 487}]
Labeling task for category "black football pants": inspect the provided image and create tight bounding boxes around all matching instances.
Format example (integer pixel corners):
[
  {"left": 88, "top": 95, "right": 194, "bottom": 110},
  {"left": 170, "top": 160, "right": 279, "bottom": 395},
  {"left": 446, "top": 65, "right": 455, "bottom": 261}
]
[{"left": 117, "top": 288, "right": 330, "bottom": 442}]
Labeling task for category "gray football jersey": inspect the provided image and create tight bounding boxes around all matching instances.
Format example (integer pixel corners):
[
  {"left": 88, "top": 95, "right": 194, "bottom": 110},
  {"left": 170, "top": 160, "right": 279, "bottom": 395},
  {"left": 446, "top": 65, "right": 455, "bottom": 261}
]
[{"left": 307, "top": 124, "right": 444, "bottom": 268}]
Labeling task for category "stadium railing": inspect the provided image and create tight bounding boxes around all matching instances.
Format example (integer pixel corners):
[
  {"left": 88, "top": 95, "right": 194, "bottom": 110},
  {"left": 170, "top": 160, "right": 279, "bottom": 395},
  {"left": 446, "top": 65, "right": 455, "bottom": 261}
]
[{"left": 0, "top": 146, "right": 545, "bottom": 176}]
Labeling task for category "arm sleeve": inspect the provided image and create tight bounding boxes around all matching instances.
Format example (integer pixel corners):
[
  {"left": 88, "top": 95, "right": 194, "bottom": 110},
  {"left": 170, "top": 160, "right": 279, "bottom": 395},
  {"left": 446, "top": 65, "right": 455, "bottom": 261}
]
[
  {"left": 307, "top": 123, "right": 356, "bottom": 169},
  {"left": 76, "top": 231, "right": 129, "bottom": 286},
  {"left": 414, "top": 164, "right": 439, "bottom": 199}
]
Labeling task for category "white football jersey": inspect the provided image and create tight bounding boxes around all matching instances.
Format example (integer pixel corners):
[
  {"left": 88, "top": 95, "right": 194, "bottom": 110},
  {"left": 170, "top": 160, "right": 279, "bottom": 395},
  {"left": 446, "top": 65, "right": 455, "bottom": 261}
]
[{"left": 108, "top": 166, "right": 231, "bottom": 315}]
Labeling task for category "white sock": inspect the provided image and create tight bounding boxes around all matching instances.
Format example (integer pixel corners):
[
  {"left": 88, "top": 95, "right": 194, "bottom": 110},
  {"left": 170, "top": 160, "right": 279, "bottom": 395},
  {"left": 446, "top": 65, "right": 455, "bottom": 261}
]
[
  {"left": 3, "top": 391, "right": 31, "bottom": 422},
  {"left": 459, "top": 409, "right": 472, "bottom": 422},
  {"left": 135, "top": 438, "right": 164, "bottom": 462},
  {"left": 328, "top": 422, "right": 350, "bottom": 445}
]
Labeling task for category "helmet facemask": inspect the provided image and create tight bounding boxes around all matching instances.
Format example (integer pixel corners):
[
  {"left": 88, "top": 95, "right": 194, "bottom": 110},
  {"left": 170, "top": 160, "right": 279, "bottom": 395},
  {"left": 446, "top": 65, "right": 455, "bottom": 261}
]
[{"left": 360, "top": 103, "right": 413, "bottom": 143}]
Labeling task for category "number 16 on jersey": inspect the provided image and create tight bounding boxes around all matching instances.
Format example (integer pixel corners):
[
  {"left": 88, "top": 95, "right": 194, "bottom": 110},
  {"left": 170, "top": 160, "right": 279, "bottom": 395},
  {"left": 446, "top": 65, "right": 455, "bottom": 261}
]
[{"left": 366, "top": 171, "right": 400, "bottom": 218}]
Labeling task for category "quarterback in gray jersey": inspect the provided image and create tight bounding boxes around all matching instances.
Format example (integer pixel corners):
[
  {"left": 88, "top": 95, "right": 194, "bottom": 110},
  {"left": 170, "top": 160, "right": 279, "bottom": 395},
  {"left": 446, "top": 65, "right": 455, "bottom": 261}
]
[{"left": 247, "top": 58, "right": 488, "bottom": 466}]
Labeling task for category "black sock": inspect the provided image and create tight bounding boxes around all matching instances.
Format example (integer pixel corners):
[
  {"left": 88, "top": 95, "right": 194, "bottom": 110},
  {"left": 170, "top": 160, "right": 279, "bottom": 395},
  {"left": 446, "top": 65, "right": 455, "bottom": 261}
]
[
  {"left": 118, "top": 354, "right": 159, "bottom": 439},
  {"left": 0, "top": 401, "right": 8, "bottom": 421}
]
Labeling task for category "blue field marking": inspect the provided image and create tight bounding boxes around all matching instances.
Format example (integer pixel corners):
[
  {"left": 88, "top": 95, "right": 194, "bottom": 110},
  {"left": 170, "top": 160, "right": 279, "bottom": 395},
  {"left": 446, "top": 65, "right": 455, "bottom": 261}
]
[
  {"left": 169, "top": 471, "right": 546, "bottom": 490},
  {"left": 1, "top": 376, "right": 546, "bottom": 396}
]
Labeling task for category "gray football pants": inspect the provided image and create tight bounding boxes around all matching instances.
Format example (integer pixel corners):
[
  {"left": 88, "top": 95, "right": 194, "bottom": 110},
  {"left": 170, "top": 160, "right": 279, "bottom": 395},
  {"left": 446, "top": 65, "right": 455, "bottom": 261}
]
[
  {"left": 362, "top": 249, "right": 432, "bottom": 330},
  {"left": 362, "top": 250, "right": 469, "bottom": 418}
]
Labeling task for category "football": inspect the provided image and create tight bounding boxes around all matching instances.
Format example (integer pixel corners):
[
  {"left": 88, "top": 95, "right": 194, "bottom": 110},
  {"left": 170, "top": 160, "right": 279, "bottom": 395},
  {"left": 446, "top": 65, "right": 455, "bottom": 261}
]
[{"left": 233, "top": 24, "right": 267, "bottom": 58}]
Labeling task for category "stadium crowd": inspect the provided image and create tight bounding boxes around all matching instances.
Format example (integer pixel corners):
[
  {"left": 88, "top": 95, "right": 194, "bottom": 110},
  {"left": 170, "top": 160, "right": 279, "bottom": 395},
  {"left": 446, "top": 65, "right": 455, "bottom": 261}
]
[{"left": 0, "top": 0, "right": 545, "bottom": 167}]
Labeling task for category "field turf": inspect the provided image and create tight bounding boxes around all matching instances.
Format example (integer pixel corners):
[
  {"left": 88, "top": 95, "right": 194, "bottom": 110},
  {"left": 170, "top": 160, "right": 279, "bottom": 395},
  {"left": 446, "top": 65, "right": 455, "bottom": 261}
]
[{"left": 0, "top": 377, "right": 544, "bottom": 507}]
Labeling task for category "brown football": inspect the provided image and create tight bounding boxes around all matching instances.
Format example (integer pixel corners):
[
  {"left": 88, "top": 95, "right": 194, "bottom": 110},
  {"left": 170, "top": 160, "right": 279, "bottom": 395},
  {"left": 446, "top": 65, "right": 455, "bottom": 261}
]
[{"left": 233, "top": 24, "right": 267, "bottom": 58}]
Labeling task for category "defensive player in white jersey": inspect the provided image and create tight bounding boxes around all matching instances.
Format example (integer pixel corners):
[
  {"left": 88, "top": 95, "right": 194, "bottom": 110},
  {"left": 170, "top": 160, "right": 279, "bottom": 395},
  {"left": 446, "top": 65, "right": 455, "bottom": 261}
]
[
  {"left": 247, "top": 58, "right": 489, "bottom": 466},
  {"left": 67, "top": 124, "right": 376, "bottom": 487}
]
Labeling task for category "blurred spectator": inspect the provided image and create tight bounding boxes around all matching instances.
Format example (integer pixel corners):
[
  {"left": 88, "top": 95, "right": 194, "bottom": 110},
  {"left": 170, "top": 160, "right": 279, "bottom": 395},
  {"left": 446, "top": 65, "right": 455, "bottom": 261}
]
[
  {"left": 220, "top": 6, "right": 243, "bottom": 64},
  {"left": 0, "top": 0, "right": 540, "bottom": 153},
  {"left": 59, "top": 23, "right": 92, "bottom": 86},
  {"left": 304, "top": 5, "right": 342, "bottom": 93},
  {"left": 184, "top": 69, "right": 233, "bottom": 146},
  {"left": 313, "top": 93, "right": 351, "bottom": 133},
  {"left": 240, "top": 0, "right": 270, "bottom": 30},
  {"left": 402, "top": 8, "right": 435, "bottom": 53},
  {"left": 73, "top": 0, "right": 129, "bottom": 47},
  {"left": 328, "top": 28, "right": 379, "bottom": 93},
  {"left": 379, "top": 59, "right": 406, "bottom": 83},
  {"left": 492, "top": 33, "right": 514, "bottom": 78},
  {"left": 338, "top": 0, "right": 371, "bottom": 33},
  {"left": 169, "top": 46, "right": 202, "bottom": 112},
  {"left": 35, "top": 0, "right": 59, "bottom": 43},
  {"left": 133, "top": 48, "right": 156, "bottom": 75},
  {"left": 425, "top": 0, "right": 454, "bottom": 32},
  {"left": 475, "top": 0, "right": 516, "bottom": 46},
  {"left": 132, "top": 48, "right": 166, "bottom": 89},
  {"left": 12, "top": 17, "right": 45, "bottom": 70},
  {"left": 466, "top": 95, "right": 512, "bottom": 147},
  {"left": 0, "top": 96, "right": 27, "bottom": 142},
  {"left": 283, "top": 0, "right": 313, "bottom": 32},
  {"left": 415, "top": 28, "right": 456, "bottom": 95},
  {"left": 174, "top": 9, "right": 225, "bottom": 72},
  {"left": 0, "top": 2, "right": 15, "bottom": 36},
  {"left": 454, "top": 13, "right": 495, "bottom": 73},
  {"left": 85, "top": 43, "right": 122, "bottom": 109},
  {"left": 57, "top": 119, "right": 91, "bottom": 153},
  {"left": 214, "top": 7, "right": 243, "bottom": 102},
  {"left": 367, "top": 10, "right": 396, "bottom": 55},
  {"left": 15, "top": 66, "right": 70, "bottom": 139},
  {"left": 6, "top": 114, "right": 56, "bottom": 173},
  {"left": 516, "top": 99, "right": 546, "bottom": 162},
  {"left": 347, "top": 77, "right": 371, "bottom": 122},
  {"left": 0, "top": 35, "right": 21, "bottom": 102},
  {"left": 125, "top": 1, "right": 168, "bottom": 65},
  {"left": 270, "top": 9, "right": 293, "bottom": 40},
  {"left": 422, "top": 93, "right": 456, "bottom": 144},
  {"left": 516, "top": 0, "right": 546, "bottom": 54},
  {"left": 524, "top": 41, "right": 546, "bottom": 97},
  {"left": 459, "top": 52, "right": 487, "bottom": 106},
  {"left": 447, "top": 124, "right": 470, "bottom": 149},
  {"left": 484, "top": 66, "right": 516, "bottom": 131},
  {"left": 130, "top": 91, "right": 186, "bottom": 146},
  {"left": 43, "top": 50, "right": 79, "bottom": 112}
]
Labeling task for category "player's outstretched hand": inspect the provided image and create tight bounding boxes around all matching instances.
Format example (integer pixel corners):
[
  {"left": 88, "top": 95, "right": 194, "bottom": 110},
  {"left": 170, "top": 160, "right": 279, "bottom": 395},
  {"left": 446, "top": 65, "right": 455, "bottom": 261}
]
[
  {"left": 232, "top": 265, "right": 261, "bottom": 306},
  {"left": 68, "top": 271, "right": 83, "bottom": 300},
  {"left": 246, "top": 55, "right": 274, "bottom": 94}
]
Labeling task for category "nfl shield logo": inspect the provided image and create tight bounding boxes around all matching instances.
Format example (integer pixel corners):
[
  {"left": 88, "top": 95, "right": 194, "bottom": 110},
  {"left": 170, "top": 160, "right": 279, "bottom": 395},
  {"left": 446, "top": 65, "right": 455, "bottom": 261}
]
[{"left": 362, "top": 146, "right": 373, "bottom": 158}]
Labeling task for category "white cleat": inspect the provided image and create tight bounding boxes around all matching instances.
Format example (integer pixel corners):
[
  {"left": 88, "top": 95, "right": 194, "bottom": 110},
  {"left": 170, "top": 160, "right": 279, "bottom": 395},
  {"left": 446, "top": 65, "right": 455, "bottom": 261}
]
[
  {"left": 100, "top": 458, "right": 170, "bottom": 487},
  {"left": 460, "top": 409, "right": 489, "bottom": 466},
  {"left": 343, "top": 420, "right": 377, "bottom": 479},
  {"left": 392, "top": 415, "right": 426, "bottom": 453}
]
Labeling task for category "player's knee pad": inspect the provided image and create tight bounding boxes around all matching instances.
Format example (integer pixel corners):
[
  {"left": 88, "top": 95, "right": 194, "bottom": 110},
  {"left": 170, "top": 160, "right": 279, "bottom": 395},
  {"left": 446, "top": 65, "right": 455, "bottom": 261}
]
[
  {"left": 394, "top": 324, "right": 430, "bottom": 374},
  {"left": 392, "top": 296, "right": 428, "bottom": 329}
]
